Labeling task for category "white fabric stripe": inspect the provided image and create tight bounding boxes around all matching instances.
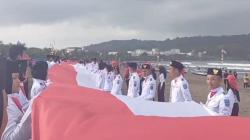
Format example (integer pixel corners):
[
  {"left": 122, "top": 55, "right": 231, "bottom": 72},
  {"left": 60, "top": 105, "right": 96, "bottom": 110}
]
[
  {"left": 114, "top": 95, "right": 212, "bottom": 117},
  {"left": 73, "top": 64, "right": 213, "bottom": 117}
]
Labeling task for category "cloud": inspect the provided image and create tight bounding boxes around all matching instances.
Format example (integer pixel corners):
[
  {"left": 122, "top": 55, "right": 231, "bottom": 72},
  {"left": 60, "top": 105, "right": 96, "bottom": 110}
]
[
  {"left": 0, "top": 0, "right": 250, "bottom": 48},
  {"left": 0, "top": 20, "right": 140, "bottom": 48}
]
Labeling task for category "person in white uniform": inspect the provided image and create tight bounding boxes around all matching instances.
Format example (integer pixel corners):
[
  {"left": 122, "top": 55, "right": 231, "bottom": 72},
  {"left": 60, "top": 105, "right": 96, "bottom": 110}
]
[
  {"left": 111, "top": 64, "right": 123, "bottom": 95},
  {"left": 169, "top": 60, "right": 192, "bottom": 103},
  {"left": 103, "top": 65, "right": 114, "bottom": 92},
  {"left": 46, "top": 54, "right": 56, "bottom": 69},
  {"left": 205, "top": 68, "right": 231, "bottom": 116},
  {"left": 138, "top": 64, "right": 156, "bottom": 101},
  {"left": 90, "top": 58, "right": 99, "bottom": 73},
  {"left": 75, "top": 60, "right": 85, "bottom": 70},
  {"left": 30, "top": 61, "right": 48, "bottom": 99},
  {"left": 5, "top": 60, "right": 29, "bottom": 109},
  {"left": 1, "top": 59, "right": 31, "bottom": 140},
  {"left": 127, "top": 63, "right": 140, "bottom": 98},
  {"left": 96, "top": 61, "right": 106, "bottom": 89},
  {"left": 85, "top": 60, "right": 91, "bottom": 72}
]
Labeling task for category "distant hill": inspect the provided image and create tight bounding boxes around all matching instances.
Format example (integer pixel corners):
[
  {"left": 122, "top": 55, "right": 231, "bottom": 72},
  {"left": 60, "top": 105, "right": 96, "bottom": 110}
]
[{"left": 84, "top": 34, "right": 250, "bottom": 60}]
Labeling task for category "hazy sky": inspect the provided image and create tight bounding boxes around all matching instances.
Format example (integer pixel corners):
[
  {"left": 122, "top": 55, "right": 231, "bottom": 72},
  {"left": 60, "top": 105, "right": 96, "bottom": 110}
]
[{"left": 0, "top": 0, "right": 250, "bottom": 48}]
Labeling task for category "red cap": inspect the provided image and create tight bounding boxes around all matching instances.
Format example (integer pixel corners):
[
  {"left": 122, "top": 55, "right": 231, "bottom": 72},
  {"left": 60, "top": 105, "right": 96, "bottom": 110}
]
[
  {"left": 227, "top": 75, "right": 239, "bottom": 91},
  {"left": 111, "top": 60, "right": 119, "bottom": 68}
]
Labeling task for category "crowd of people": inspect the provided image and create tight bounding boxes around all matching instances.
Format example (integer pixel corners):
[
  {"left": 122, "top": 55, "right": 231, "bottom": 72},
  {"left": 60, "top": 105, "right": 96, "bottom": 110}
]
[
  {"left": 76, "top": 58, "right": 241, "bottom": 117},
  {"left": 75, "top": 59, "right": 168, "bottom": 101},
  {"left": 0, "top": 46, "right": 242, "bottom": 140}
]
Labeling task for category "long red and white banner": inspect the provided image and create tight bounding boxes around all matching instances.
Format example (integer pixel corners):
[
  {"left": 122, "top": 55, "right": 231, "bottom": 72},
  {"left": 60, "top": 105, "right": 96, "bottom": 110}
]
[
  {"left": 32, "top": 63, "right": 250, "bottom": 140},
  {"left": 73, "top": 64, "right": 214, "bottom": 117}
]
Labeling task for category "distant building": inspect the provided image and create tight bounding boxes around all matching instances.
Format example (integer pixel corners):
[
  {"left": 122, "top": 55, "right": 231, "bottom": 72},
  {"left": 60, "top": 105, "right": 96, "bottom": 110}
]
[
  {"left": 108, "top": 52, "right": 118, "bottom": 55},
  {"left": 152, "top": 48, "right": 160, "bottom": 56},
  {"left": 135, "top": 49, "right": 148, "bottom": 56},
  {"left": 127, "top": 48, "right": 189, "bottom": 57},
  {"left": 64, "top": 47, "right": 82, "bottom": 53},
  {"left": 160, "top": 49, "right": 181, "bottom": 56},
  {"left": 127, "top": 51, "right": 132, "bottom": 54},
  {"left": 127, "top": 51, "right": 136, "bottom": 56},
  {"left": 128, "top": 49, "right": 150, "bottom": 56},
  {"left": 186, "top": 52, "right": 192, "bottom": 56},
  {"left": 198, "top": 51, "right": 207, "bottom": 58}
]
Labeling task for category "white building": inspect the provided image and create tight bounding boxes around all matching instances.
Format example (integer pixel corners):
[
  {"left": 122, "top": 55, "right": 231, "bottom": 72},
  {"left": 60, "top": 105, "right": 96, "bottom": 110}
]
[
  {"left": 108, "top": 52, "right": 118, "bottom": 55},
  {"left": 128, "top": 49, "right": 150, "bottom": 56},
  {"left": 65, "top": 47, "right": 82, "bottom": 53},
  {"left": 152, "top": 48, "right": 160, "bottom": 56},
  {"left": 160, "top": 49, "right": 181, "bottom": 56}
]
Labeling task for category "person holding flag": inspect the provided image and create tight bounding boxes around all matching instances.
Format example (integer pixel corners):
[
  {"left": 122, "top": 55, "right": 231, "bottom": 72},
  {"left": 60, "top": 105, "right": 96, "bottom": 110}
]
[
  {"left": 205, "top": 68, "right": 231, "bottom": 116},
  {"left": 169, "top": 60, "right": 192, "bottom": 103},
  {"left": 127, "top": 62, "right": 140, "bottom": 98},
  {"left": 138, "top": 64, "right": 156, "bottom": 101}
]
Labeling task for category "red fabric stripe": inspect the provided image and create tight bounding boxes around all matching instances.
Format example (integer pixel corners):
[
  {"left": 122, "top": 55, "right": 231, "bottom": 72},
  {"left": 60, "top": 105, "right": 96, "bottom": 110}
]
[
  {"left": 20, "top": 85, "right": 26, "bottom": 97},
  {"left": 11, "top": 97, "right": 23, "bottom": 113},
  {"left": 32, "top": 63, "right": 250, "bottom": 140}
]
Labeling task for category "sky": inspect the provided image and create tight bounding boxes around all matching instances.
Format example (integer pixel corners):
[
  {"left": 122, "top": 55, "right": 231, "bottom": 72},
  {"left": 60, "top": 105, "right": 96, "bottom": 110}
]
[{"left": 0, "top": 0, "right": 250, "bottom": 49}]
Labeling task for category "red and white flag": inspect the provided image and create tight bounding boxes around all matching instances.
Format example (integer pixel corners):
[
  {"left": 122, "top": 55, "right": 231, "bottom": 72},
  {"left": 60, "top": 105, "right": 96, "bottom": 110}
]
[{"left": 32, "top": 63, "right": 250, "bottom": 140}]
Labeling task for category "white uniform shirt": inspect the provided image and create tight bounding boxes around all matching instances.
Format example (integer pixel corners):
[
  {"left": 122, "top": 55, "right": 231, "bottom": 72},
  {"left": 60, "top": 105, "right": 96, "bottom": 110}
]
[
  {"left": 30, "top": 78, "right": 47, "bottom": 99},
  {"left": 91, "top": 63, "right": 99, "bottom": 73},
  {"left": 88, "top": 62, "right": 97, "bottom": 73},
  {"left": 159, "top": 73, "right": 166, "bottom": 88},
  {"left": 2, "top": 95, "right": 31, "bottom": 140},
  {"left": 127, "top": 72, "right": 140, "bottom": 98},
  {"left": 111, "top": 74, "right": 123, "bottom": 95},
  {"left": 138, "top": 75, "right": 156, "bottom": 100},
  {"left": 170, "top": 75, "right": 192, "bottom": 103},
  {"left": 96, "top": 70, "right": 105, "bottom": 89},
  {"left": 227, "top": 89, "right": 239, "bottom": 103},
  {"left": 89, "top": 62, "right": 94, "bottom": 72},
  {"left": 103, "top": 71, "right": 114, "bottom": 92},
  {"left": 47, "top": 61, "right": 56, "bottom": 69},
  {"left": 77, "top": 64, "right": 85, "bottom": 71},
  {"left": 205, "top": 87, "right": 231, "bottom": 116},
  {"left": 225, "top": 89, "right": 236, "bottom": 115},
  {"left": 7, "top": 90, "right": 29, "bottom": 113},
  {"left": 85, "top": 63, "right": 91, "bottom": 72}
]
